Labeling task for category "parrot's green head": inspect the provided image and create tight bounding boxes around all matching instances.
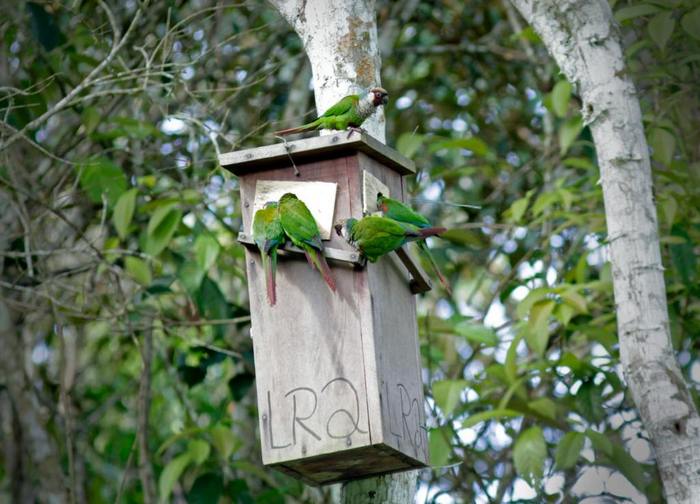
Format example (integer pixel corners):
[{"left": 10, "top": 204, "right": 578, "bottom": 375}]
[
  {"left": 279, "top": 193, "right": 298, "bottom": 205},
  {"left": 263, "top": 201, "right": 278, "bottom": 209},
  {"left": 376, "top": 192, "right": 388, "bottom": 212},
  {"left": 334, "top": 218, "right": 357, "bottom": 242}
]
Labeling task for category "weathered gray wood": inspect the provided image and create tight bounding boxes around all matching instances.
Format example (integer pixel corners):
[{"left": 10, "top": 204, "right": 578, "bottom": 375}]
[
  {"left": 395, "top": 246, "right": 432, "bottom": 294},
  {"left": 355, "top": 152, "right": 429, "bottom": 465},
  {"left": 340, "top": 471, "right": 419, "bottom": 503},
  {"left": 237, "top": 233, "right": 365, "bottom": 267},
  {"left": 219, "top": 131, "right": 415, "bottom": 176},
  {"left": 227, "top": 145, "right": 428, "bottom": 485}
]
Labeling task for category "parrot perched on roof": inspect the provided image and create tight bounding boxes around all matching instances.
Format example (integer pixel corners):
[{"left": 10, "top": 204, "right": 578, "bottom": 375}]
[
  {"left": 252, "top": 201, "right": 285, "bottom": 306},
  {"left": 274, "top": 87, "right": 389, "bottom": 136},
  {"left": 335, "top": 215, "right": 446, "bottom": 263},
  {"left": 278, "top": 193, "right": 336, "bottom": 292},
  {"left": 377, "top": 193, "right": 452, "bottom": 294}
]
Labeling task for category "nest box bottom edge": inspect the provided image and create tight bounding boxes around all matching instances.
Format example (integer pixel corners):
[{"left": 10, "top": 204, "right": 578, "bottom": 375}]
[{"left": 267, "top": 442, "right": 428, "bottom": 486}]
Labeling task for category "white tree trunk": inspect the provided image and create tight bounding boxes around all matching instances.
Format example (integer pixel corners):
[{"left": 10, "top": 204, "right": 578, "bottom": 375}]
[
  {"left": 268, "top": 0, "right": 385, "bottom": 142},
  {"left": 267, "top": 1, "right": 416, "bottom": 502},
  {"left": 510, "top": 1, "right": 700, "bottom": 502}
]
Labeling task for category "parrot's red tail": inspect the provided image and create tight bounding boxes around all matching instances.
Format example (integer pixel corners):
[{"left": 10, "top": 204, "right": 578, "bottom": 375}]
[
  {"left": 417, "top": 226, "right": 447, "bottom": 238},
  {"left": 316, "top": 252, "right": 336, "bottom": 292},
  {"left": 262, "top": 252, "right": 276, "bottom": 306},
  {"left": 273, "top": 121, "right": 319, "bottom": 136},
  {"left": 268, "top": 251, "right": 277, "bottom": 306},
  {"left": 305, "top": 246, "right": 336, "bottom": 292}
]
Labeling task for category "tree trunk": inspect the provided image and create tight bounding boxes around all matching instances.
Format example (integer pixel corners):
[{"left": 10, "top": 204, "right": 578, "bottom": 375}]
[
  {"left": 267, "top": 1, "right": 417, "bottom": 501},
  {"left": 0, "top": 300, "right": 66, "bottom": 504},
  {"left": 509, "top": 1, "right": 700, "bottom": 502},
  {"left": 268, "top": 0, "right": 385, "bottom": 142}
]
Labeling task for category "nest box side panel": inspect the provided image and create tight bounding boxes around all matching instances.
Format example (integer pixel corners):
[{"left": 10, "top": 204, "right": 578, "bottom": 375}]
[
  {"left": 356, "top": 153, "right": 430, "bottom": 465},
  {"left": 239, "top": 157, "right": 373, "bottom": 466}
]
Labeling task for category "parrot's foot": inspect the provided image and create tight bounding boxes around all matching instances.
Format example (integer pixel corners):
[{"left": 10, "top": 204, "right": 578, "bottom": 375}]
[{"left": 346, "top": 127, "right": 365, "bottom": 139}]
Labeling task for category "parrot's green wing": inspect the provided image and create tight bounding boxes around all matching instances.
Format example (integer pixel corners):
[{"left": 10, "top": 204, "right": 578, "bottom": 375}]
[
  {"left": 351, "top": 216, "right": 410, "bottom": 261},
  {"left": 378, "top": 195, "right": 431, "bottom": 228},
  {"left": 253, "top": 206, "right": 284, "bottom": 253},
  {"left": 280, "top": 198, "right": 323, "bottom": 249},
  {"left": 320, "top": 95, "right": 359, "bottom": 118}
]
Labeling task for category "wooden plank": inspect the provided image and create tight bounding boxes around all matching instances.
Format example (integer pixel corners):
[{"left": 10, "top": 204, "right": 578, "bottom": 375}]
[
  {"left": 394, "top": 246, "right": 432, "bottom": 294},
  {"left": 237, "top": 232, "right": 365, "bottom": 267},
  {"left": 357, "top": 153, "right": 430, "bottom": 465},
  {"left": 219, "top": 131, "right": 415, "bottom": 176},
  {"left": 240, "top": 155, "right": 375, "bottom": 467},
  {"left": 236, "top": 149, "right": 428, "bottom": 483},
  {"left": 362, "top": 170, "right": 390, "bottom": 214}
]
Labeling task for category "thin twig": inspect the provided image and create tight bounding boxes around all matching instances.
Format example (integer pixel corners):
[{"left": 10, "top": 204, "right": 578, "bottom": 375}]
[{"left": 136, "top": 325, "right": 156, "bottom": 504}]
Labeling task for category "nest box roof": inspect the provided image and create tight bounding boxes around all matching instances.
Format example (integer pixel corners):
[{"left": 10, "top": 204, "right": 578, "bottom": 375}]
[{"left": 218, "top": 132, "right": 415, "bottom": 176}]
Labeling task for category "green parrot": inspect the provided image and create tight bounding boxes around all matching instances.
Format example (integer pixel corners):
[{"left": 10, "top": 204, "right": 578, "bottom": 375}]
[
  {"left": 274, "top": 87, "right": 388, "bottom": 135},
  {"left": 376, "top": 193, "right": 451, "bottom": 293},
  {"left": 278, "top": 193, "right": 336, "bottom": 291},
  {"left": 335, "top": 215, "right": 445, "bottom": 263},
  {"left": 252, "top": 201, "right": 285, "bottom": 306}
]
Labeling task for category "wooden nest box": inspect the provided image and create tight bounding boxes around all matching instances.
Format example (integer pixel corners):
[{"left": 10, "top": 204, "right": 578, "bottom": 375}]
[{"left": 219, "top": 133, "right": 430, "bottom": 485}]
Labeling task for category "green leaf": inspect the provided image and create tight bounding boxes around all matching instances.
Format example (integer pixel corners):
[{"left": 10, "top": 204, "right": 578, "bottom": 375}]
[
  {"left": 187, "top": 439, "right": 211, "bottom": 465},
  {"left": 505, "top": 332, "right": 524, "bottom": 383},
  {"left": 532, "top": 191, "right": 559, "bottom": 217},
  {"left": 551, "top": 80, "right": 572, "bottom": 118},
  {"left": 186, "top": 473, "right": 223, "bottom": 504},
  {"left": 563, "top": 157, "right": 595, "bottom": 170},
  {"left": 125, "top": 256, "right": 151, "bottom": 286},
  {"left": 431, "top": 137, "right": 490, "bottom": 157},
  {"left": 147, "top": 202, "right": 178, "bottom": 235},
  {"left": 158, "top": 453, "right": 191, "bottom": 502},
  {"left": 177, "top": 261, "right": 205, "bottom": 295},
  {"left": 669, "top": 225, "right": 696, "bottom": 286},
  {"left": 650, "top": 127, "right": 676, "bottom": 166},
  {"left": 396, "top": 133, "right": 424, "bottom": 158},
  {"left": 81, "top": 107, "right": 101, "bottom": 134},
  {"left": 462, "top": 408, "right": 522, "bottom": 428},
  {"left": 210, "top": 425, "right": 238, "bottom": 460},
  {"left": 455, "top": 321, "right": 498, "bottom": 347},
  {"left": 113, "top": 188, "right": 137, "bottom": 240},
  {"left": 554, "top": 303, "right": 576, "bottom": 326},
  {"left": 144, "top": 205, "right": 182, "bottom": 256},
  {"left": 560, "top": 289, "right": 588, "bottom": 314},
  {"left": 438, "top": 228, "right": 481, "bottom": 247},
  {"left": 586, "top": 429, "right": 613, "bottom": 456},
  {"left": 559, "top": 116, "right": 583, "bottom": 155},
  {"left": 526, "top": 300, "right": 556, "bottom": 356},
  {"left": 517, "top": 287, "right": 551, "bottom": 319},
  {"left": 555, "top": 432, "right": 585, "bottom": 470},
  {"left": 648, "top": 11, "right": 675, "bottom": 50},
  {"left": 78, "top": 158, "right": 127, "bottom": 206},
  {"left": 513, "top": 426, "right": 547, "bottom": 486},
  {"left": 194, "top": 234, "right": 220, "bottom": 271},
  {"left": 429, "top": 428, "right": 451, "bottom": 467},
  {"left": 529, "top": 397, "right": 557, "bottom": 420},
  {"left": 610, "top": 444, "right": 646, "bottom": 490},
  {"left": 615, "top": 4, "right": 661, "bottom": 22},
  {"left": 507, "top": 196, "right": 530, "bottom": 223},
  {"left": 681, "top": 8, "right": 700, "bottom": 40},
  {"left": 576, "top": 382, "right": 606, "bottom": 422},
  {"left": 432, "top": 379, "right": 467, "bottom": 416}
]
